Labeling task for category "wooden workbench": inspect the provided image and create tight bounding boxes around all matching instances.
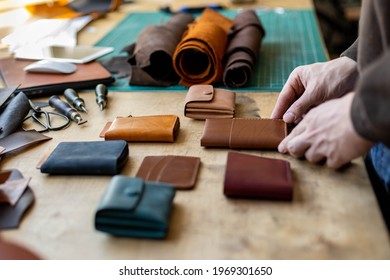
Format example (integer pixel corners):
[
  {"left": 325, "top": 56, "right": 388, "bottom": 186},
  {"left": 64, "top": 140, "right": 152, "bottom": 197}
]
[{"left": 0, "top": 0, "right": 389, "bottom": 259}]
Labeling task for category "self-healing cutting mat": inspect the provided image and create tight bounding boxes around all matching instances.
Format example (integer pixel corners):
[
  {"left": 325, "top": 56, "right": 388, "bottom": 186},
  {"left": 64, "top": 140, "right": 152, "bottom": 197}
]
[{"left": 96, "top": 8, "right": 327, "bottom": 92}]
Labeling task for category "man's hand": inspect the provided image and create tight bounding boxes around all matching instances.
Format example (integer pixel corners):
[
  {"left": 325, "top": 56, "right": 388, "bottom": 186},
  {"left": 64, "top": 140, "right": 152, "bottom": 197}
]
[
  {"left": 278, "top": 93, "right": 373, "bottom": 168},
  {"left": 271, "top": 57, "right": 358, "bottom": 123}
]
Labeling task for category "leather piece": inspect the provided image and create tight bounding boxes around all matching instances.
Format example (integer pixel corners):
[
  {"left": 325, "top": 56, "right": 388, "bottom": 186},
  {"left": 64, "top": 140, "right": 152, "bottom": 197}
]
[
  {"left": 0, "top": 91, "right": 31, "bottom": 139},
  {"left": 0, "top": 177, "right": 30, "bottom": 206},
  {"left": 0, "top": 58, "right": 114, "bottom": 96},
  {"left": 0, "top": 239, "right": 41, "bottom": 260},
  {"left": 0, "top": 130, "right": 52, "bottom": 156},
  {"left": 136, "top": 155, "right": 201, "bottom": 190},
  {"left": 173, "top": 8, "right": 233, "bottom": 86},
  {"left": 0, "top": 169, "right": 35, "bottom": 229},
  {"left": 184, "top": 85, "right": 236, "bottom": 120},
  {"left": 40, "top": 140, "right": 129, "bottom": 175},
  {"left": 223, "top": 9, "right": 265, "bottom": 88},
  {"left": 103, "top": 12, "right": 194, "bottom": 86},
  {"left": 101, "top": 115, "right": 180, "bottom": 142},
  {"left": 95, "top": 176, "right": 176, "bottom": 238},
  {"left": 128, "top": 13, "right": 194, "bottom": 84},
  {"left": 224, "top": 152, "right": 293, "bottom": 200},
  {"left": 200, "top": 118, "right": 287, "bottom": 149}
]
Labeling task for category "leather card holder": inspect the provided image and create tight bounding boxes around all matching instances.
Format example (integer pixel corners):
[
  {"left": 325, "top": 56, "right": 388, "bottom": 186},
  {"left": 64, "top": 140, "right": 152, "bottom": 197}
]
[
  {"left": 184, "top": 84, "right": 235, "bottom": 120},
  {"left": 100, "top": 115, "right": 180, "bottom": 142},
  {"left": 95, "top": 176, "right": 176, "bottom": 238},
  {"left": 40, "top": 140, "right": 129, "bottom": 175},
  {"left": 224, "top": 152, "right": 293, "bottom": 200},
  {"left": 136, "top": 155, "right": 201, "bottom": 190},
  {"left": 200, "top": 118, "right": 287, "bottom": 149}
]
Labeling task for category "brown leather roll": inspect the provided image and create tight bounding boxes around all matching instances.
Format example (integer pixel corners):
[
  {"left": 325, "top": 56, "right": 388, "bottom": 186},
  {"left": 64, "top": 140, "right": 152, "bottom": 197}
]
[
  {"left": 223, "top": 9, "right": 265, "bottom": 88},
  {"left": 127, "top": 12, "right": 194, "bottom": 86},
  {"left": 173, "top": 8, "right": 233, "bottom": 87}
]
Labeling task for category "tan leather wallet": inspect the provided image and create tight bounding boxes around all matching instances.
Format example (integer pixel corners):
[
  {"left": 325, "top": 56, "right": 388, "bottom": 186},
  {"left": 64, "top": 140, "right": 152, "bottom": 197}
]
[
  {"left": 136, "top": 155, "right": 201, "bottom": 190},
  {"left": 200, "top": 118, "right": 287, "bottom": 149},
  {"left": 184, "top": 84, "right": 236, "bottom": 120},
  {"left": 100, "top": 115, "right": 180, "bottom": 142}
]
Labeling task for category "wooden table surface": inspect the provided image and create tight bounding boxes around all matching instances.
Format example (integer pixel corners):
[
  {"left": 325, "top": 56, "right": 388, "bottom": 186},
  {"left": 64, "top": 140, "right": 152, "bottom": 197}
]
[{"left": 0, "top": 0, "right": 389, "bottom": 260}]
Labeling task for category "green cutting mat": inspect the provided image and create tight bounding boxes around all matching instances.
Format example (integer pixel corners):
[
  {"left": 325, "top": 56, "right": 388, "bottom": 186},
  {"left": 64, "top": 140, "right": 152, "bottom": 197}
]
[{"left": 96, "top": 8, "right": 327, "bottom": 92}]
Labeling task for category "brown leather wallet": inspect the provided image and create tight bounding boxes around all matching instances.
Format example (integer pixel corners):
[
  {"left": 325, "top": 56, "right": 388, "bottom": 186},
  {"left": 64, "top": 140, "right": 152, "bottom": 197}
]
[
  {"left": 136, "top": 155, "right": 201, "bottom": 190},
  {"left": 100, "top": 115, "right": 180, "bottom": 142},
  {"left": 224, "top": 152, "right": 293, "bottom": 200},
  {"left": 200, "top": 118, "right": 287, "bottom": 149},
  {"left": 184, "top": 84, "right": 235, "bottom": 120}
]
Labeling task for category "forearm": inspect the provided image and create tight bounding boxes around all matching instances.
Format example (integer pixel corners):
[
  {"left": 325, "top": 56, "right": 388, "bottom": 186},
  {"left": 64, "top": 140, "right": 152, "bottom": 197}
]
[{"left": 351, "top": 51, "right": 390, "bottom": 147}]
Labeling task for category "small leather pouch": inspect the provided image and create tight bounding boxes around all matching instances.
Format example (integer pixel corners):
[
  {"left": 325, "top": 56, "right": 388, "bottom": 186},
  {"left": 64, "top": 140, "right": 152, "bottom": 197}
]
[
  {"left": 100, "top": 115, "right": 180, "bottom": 142},
  {"left": 184, "top": 84, "right": 236, "bottom": 120},
  {"left": 201, "top": 118, "right": 287, "bottom": 149},
  {"left": 224, "top": 152, "right": 293, "bottom": 200},
  {"left": 95, "top": 176, "right": 176, "bottom": 238},
  {"left": 40, "top": 140, "right": 128, "bottom": 175},
  {"left": 136, "top": 155, "right": 201, "bottom": 190}
]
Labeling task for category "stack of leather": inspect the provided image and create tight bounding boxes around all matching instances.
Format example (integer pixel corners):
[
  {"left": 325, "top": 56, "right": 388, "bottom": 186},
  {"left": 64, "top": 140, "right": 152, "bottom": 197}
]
[
  {"left": 173, "top": 8, "right": 233, "bottom": 87},
  {"left": 223, "top": 9, "right": 265, "bottom": 88}
]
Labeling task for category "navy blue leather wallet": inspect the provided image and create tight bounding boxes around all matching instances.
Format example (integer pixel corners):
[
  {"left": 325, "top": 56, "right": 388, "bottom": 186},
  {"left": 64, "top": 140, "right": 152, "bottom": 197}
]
[{"left": 40, "top": 140, "right": 129, "bottom": 175}]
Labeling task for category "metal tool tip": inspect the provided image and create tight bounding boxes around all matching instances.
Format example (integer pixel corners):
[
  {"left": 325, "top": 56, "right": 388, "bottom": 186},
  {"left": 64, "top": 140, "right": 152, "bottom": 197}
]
[
  {"left": 99, "top": 104, "right": 104, "bottom": 111},
  {"left": 81, "top": 106, "right": 88, "bottom": 113}
]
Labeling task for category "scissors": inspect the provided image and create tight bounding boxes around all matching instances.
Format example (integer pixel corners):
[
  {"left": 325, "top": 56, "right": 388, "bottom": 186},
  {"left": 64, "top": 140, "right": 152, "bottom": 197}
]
[{"left": 22, "top": 100, "right": 70, "bottom": 133}]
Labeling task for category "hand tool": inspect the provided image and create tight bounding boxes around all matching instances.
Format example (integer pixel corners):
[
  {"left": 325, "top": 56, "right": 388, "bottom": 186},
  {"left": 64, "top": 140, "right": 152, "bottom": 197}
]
[
  {"left": 64, "top": 88, "right": 88, "bottom": 113},
  {"left": 95, "top": 84, "right": 108, "bottom": 111},
  {"left": 48, "top": 95, "right": 87, "bottom": 125}
]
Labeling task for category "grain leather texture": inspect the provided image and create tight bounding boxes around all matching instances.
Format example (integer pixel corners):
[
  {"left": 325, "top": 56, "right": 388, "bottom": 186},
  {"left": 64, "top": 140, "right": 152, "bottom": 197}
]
[
  {"left": 224, "top": 152, "right": 293, "bottom": 200},
  {"left": 136, "top": 155, "right": 201, "bottom": 190},
  {"left": 95, "top": 176, "right": 176, "bottom": 238},
  {"left": 200, "top": 118, "right": 287, "bottom": 149},
  {"left": 40, "top": 140, "right": 128, "bottom": 175},
  {"left": 101, "top": 115, "right": 180, "bottom": 142},
  {"left": 184, "top": 84, "right": 235, "bottom": 120}
]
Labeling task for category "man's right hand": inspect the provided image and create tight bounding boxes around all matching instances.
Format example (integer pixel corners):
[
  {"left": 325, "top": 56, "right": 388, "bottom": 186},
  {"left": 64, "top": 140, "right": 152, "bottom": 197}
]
[{"left": 271, "top": 56, "right": 358, "bottom": 123}]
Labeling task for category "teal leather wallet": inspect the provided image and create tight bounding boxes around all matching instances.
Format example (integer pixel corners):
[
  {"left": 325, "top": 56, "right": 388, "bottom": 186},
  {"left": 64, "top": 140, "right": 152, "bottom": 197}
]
[{"left": 95, "top": 176, "right": 176, "bottom": 238}]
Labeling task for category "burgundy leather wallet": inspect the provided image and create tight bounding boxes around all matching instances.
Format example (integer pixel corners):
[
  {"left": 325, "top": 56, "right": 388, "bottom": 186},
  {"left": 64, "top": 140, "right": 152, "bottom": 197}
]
[
  {"left": 136, "top": 155, "right": 201, "bottom": 190},
  {"left": 224, "top": 152, "right": 293, "bottom": 200},
  {"left": 200, "top": 118, "right": 287, "bottom": 149}
]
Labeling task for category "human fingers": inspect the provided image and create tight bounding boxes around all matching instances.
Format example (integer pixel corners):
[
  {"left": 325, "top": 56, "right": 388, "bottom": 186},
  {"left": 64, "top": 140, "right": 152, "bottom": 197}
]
[
  {"left": 278, "top": 123, "right": 307, "bottom": 153},
  {"left": 284, "top": 134, "right": 311, "bottom": 158},
  {"left": 304, "top": 145, "right": 326, "bottom": 164},
  {"left": 271, "top": 68, "right": 305, "bottom": 120}
]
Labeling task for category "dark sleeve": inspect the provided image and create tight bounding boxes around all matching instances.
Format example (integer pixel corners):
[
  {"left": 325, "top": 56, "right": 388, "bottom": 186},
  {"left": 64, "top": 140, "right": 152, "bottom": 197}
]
[
  {"left": 351, "top": 50, "right": 390, "bottom": 147},
  {"left": 340, "top": 39, "right": 358, "bottom": 61}
]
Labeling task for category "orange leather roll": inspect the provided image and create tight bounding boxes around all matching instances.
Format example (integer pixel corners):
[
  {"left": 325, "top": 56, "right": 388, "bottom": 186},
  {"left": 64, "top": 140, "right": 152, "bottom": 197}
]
[{"left": 173, "top": 8, "right": 233, "bottom": 87}]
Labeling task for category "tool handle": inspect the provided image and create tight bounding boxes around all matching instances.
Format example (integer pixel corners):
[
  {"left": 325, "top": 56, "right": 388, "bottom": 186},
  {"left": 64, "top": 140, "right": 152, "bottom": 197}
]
[
  {"left": 95, "top": 84, "right": 108, "bottom": 111},
  {"left": 49, "top": 95, "right": 74, "bottom": 117},
  {"left": 64, "top": 88, "right": 87, "bottom": 112}
]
